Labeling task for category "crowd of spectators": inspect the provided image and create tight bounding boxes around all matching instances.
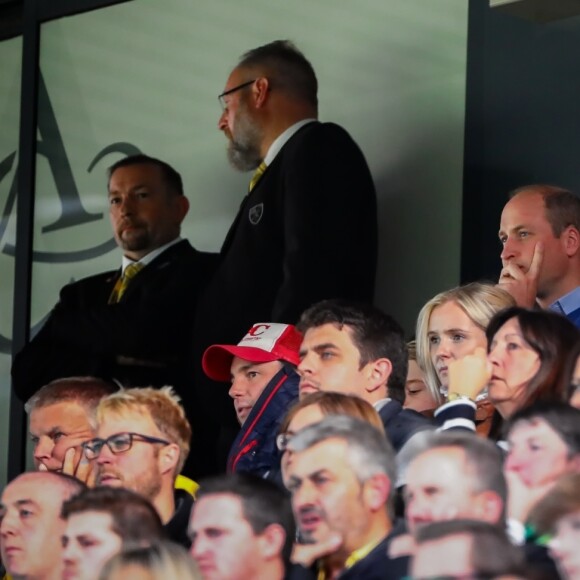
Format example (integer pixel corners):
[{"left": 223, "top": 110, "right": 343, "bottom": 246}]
[{"left": 4, "top": 38, "right": 580, "bottom": 580}]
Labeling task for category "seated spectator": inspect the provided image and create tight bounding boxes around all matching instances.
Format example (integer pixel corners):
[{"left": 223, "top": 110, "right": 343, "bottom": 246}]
[
  {"left": 61, "top": 486, "right": 164, "bottom": 580},
  {"left": 0, "top": 472, "right": 86, "bottom": 580},
  {"left": 497, "top": 185, "right": 580, "bottom": 328},
  {"left": 202, "top": 323, "right": 300, "bottom": 476},
  {"left": 100, "top": 541, "right": 201, "bottom": 580},
  {"left": 277, "top": 391, "right": 384, "bottom": 479},
  {"left": 444, "top": 306, "right": 580, "bottom": 434},
  {"left": 528, "top": 472, "right": 580, "bottom": 580},
  {"left": 189, "top": 473, "right": 294, "bottom": 580},
  {"left": 403, "top": 341, "right": 437, "bottom": 416},
  {"left": 26, "top": 377, "right": 118, "bottom": 480},
  {"left": 297, "top": 299, "right": 432, "bottom": 452},
  {"left": 285, "top": 416, "right": 407, "bottom": 579},
  {"left": 415, "top": 282, "right": 514, "bottom": 435},
  {"left": 83, "top": 386, "right": 193, "bottom": 547},
  {"left": 411, "top": 520, "right": 525, "bottom": 579},
  {"left": 402, "top": 431, "right": 506, "bottom": 557},
  {"left": 504, "top": 402, "right": 580, "bottom": 526}
]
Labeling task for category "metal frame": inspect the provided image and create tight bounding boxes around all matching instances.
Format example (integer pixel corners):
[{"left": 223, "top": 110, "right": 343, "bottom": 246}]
[{"left": 6, "top": 0, "right": 133, "bottom": 481}]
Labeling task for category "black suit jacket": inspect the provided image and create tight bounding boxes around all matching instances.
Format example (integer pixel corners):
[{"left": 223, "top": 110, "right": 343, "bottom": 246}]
[
  {"left": 193, "top": 122, "right": 378, "bottom": 470},
  {"left": 12, "top": 240, "right": 215, "bottom": 418}
]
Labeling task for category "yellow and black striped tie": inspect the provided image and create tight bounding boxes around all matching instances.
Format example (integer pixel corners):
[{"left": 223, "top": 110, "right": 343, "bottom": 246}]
[
  {"left": 108, "top": 262, "right": 144, "bottom": 304},
  {"left": 249, "top": 161, "right": 267, "bottom": 192}
]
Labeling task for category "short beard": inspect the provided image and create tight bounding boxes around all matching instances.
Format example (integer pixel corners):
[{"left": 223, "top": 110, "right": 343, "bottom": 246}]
[{"left": 226, "top": 101, "right": 263, "bottom": 172}]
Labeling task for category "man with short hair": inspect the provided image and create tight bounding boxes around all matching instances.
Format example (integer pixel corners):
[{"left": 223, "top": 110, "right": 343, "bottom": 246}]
[
  {"left": 194, "top": 39, "right": 378, "bottom": 473},
  {"left": 26, "top": 376, "right": 117, "bottom": 479},
  {"left": 189, "top": 473, "right": 294, "bottom": 580},
  {"left": 411, "top": 520, "right": 525, "bottom": 579},
  {"left": 202, "top": 322, "right": 300, "bottom": 476},
  {"left": 12, "top": 154, "right": 215, "bottom": 477},
  {"left": 285, "top": 416, "right": 407, "bottom": 579},
  {"left": 84, "top": 386, "right": 193, "bottom": 547},
  {"left": 404, "top": 431, "right": 506, "bottom": 537},
  {"left": 61, "top": 486, "right": 164, "bottom": 580},
  {"left": 296, "top": 299, "right": 431, "bottom": 451},
  {"left": 0, "top": 471, "right": 86, "bottom": 580},
  {"left": 498, "top": 184, "right": 580, "bottom": 326}
]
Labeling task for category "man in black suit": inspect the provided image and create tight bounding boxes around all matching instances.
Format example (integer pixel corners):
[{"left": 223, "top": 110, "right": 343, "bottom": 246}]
[
  {"left": 195, "top": 40, "right": 378, "bottom": 472},
  {"left": 12, "top": 154, "right": 215, "bottom": 475}
]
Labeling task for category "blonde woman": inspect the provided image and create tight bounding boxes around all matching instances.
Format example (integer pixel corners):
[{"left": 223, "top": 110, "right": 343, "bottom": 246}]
[{"left": 415, "top": 282, "right": 514, "bottom": 435}]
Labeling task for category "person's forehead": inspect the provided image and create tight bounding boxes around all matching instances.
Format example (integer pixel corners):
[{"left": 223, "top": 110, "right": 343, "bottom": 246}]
[
  {"left": 291, "top": 438, "right": 350, "bottom": 474},
  {"left": 501, "top": 192, "right": 549, "bottom": 226},
  {"left": 2, "top": 474, "right": 62, "bottom": 507},
  {"left": 30, "top": 401, "right": 91, "bottom": 428},
  {"left": 509, "top": 418, "right": 555, "bottom": 440},
  {"left": 223, "top": 65, "right": 250, "bottom": 90},
  {"left": 67, "top": 510, "right": 115, "bottom": 534},
  {"left": 97, "top": 409, "right": 157, "bottom": 436},
  {"left": 194, "top": 493, "right": 246, "bottom": 526},
  {"left": 108, "top": 163, "right": 164, "bottom": 193},
  {"left": 303, "top": 323, "right": 356, "bottom": 348},
  {"left": 409, "top": 447, "right": 467, "bottom": 482}
]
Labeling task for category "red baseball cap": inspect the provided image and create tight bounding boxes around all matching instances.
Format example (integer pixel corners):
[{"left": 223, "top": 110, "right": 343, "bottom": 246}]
[{"left": 202, "top": 323, "right": 302, "bottom": 382}]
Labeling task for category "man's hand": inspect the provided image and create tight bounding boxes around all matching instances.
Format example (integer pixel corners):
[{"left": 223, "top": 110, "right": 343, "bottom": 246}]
[
  {"left": 291, "top": 531, "right": 342, "bottom": 568},
  {"left": 62, "top": 446, "right": 97, "bottom": 487},
  {"left": 448, "top": 347, "right": 491, "bottom": 401},
  {"left": 505, "top": 469, "right": 555, "bottom": 524},
  {"left": 497, "top": 242, "right": 543, "bottom": 308}
]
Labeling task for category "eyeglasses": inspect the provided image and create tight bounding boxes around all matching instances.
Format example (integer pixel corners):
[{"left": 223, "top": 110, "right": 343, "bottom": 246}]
[
  {"left": 82, "top": 432, "right": 171, "bottom": 460},
  {"left": 218, "top": 79, "right": 256, "bottom": 111},
  {"left": 276, "top": 432, "right": 294, "bottom": 452}
]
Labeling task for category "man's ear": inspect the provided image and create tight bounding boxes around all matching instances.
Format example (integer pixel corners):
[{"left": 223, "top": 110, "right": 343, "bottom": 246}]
[
  {"left": 257, "top": 523, "right": 286, "bottom": 560},
  {"left": 472, "top": 490, "right": 504, "bottom": 524},
  {"left": 562, "top": 225, "right": 580, "bottom": 257},
  {"left": 253, "top": 77, "right": 271, "bottom": 109},
  {"left": 159, "top": 443, "right": 180, "bottom": 476},
  {"left": 365, "top": 358, "right": 392, "bottom": 394},
  {"left": 363, "top": 473, "right": 391, "bottom": 512}
]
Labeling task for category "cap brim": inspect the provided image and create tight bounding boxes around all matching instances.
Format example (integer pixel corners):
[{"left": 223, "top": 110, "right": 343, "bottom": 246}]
[{"left": 202, "top": 345, "right": 280, "bottom": 382}]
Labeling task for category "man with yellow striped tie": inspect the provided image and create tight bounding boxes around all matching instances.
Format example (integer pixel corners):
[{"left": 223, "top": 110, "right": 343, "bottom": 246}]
[
  {"left": 193, "top": 40, "right": 378, "bottom": 476},
  {"left": 12, "top": 155, "right": 216, "bottom": 478}
]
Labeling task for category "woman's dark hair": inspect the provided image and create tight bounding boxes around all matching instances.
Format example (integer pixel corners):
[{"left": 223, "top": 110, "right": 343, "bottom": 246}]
[
  {"left": 562, "top": 338, "right": 580, "bottom": 402},
  {"left": 486, "top": 307, "right": 580, "bottom": 410}
]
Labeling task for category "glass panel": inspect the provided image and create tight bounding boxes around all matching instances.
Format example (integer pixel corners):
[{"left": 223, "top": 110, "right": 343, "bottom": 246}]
[{"left": 0, "top": 35, "right": 22, "bottom": 488}]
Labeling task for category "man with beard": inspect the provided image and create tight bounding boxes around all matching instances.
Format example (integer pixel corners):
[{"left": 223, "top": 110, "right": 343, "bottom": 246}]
[
  {"left": 194, "top": 40, "right": 378, "bottom": 475},
  {"left": 83, "top": 386, "right": 194, "bottom": 547},
  {"left": 12, "top": 155, "right": 215, "bottom": 477},
  {"left": 284, "top": 416, "right": 407, "bottom": 579}
]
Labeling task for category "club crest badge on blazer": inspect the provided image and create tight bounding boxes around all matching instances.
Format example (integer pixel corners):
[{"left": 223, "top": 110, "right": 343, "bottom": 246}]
[{"left": 248, "top": 203, "right": 264, "bottom": 225}]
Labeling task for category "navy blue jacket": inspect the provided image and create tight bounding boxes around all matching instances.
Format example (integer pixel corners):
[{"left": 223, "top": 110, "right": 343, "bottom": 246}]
[
  {"left": 227, "top": 365, "right": 299, "bottom": 477},
  {"left": 378, "top": 400, "right": 433, "bottom": 452}
]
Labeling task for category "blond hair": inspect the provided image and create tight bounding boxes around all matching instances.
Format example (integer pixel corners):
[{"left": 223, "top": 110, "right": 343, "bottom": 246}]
[
  {"left": 97, "top": 386, "right": 191, "bottom": 474},
  {"left": 415, "top": 282, "right": 514, "bottom": 404}
]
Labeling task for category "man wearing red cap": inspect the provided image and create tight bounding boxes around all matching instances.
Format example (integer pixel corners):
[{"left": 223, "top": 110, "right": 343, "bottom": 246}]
[{"left": 203, "top": 323, "right": 301, "bottom": 479}]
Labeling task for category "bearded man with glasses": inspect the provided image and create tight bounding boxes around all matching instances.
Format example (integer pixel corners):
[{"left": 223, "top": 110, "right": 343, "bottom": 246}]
[{"left": 83, "top": 386, "right": 194, "bottom": 547}]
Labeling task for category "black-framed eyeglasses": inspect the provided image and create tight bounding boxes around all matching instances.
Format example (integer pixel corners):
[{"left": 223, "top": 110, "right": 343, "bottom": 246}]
[
  {"left": 82, "top": 432, "right": 171, "bottom": 460},
  {"left": 218, "top": 79, "right": 256, "bottom": 111},
  {"left": 276, "top": 432, "right": 294, "bottom": 452}
]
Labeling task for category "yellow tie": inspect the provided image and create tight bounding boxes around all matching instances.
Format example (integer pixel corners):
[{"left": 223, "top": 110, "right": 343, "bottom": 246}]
[
  {"left": 249, "top": 161, "right": 267, "bottom": 192},
  {"left": 108, "top": 262, "right": 144, "bottom": 304}
]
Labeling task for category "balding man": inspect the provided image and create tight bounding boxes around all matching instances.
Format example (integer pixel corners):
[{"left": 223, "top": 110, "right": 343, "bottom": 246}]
[
  {"left": 0, "top": 471, "right": 86, "bottom": 580},
  {"left": 498, "top": 184, "right": 580, "bottom": 326}
]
